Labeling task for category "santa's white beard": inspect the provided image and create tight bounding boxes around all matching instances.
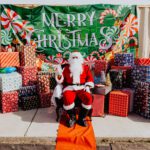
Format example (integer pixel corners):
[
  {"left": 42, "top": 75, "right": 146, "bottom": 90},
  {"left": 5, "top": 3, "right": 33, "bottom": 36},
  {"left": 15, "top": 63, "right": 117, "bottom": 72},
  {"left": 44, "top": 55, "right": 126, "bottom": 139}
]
[{"left": 69, "top": 59, "right": 83, "bottom": 84}]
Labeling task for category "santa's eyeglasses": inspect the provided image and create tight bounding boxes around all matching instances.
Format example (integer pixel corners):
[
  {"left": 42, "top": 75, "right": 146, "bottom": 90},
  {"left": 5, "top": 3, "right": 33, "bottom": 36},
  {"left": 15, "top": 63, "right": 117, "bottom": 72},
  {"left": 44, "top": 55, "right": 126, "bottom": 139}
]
[{"left": 72, "top": 56, "right": 78, "bottom": 59}]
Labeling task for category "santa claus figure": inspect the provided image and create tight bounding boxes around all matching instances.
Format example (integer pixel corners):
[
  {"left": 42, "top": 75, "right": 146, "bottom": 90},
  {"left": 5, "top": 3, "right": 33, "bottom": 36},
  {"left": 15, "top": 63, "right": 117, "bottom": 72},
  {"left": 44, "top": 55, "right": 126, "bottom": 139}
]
[{"left": 55, "top": 51, "right": 94, "bottom": 127}]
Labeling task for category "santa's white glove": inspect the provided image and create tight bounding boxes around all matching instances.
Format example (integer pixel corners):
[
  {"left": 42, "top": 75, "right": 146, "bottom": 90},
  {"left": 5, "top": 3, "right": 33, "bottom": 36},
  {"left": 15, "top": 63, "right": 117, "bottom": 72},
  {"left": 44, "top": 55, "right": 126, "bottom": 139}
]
[{"left": 84, "top": 85, "right": 91, "bottom": 93}]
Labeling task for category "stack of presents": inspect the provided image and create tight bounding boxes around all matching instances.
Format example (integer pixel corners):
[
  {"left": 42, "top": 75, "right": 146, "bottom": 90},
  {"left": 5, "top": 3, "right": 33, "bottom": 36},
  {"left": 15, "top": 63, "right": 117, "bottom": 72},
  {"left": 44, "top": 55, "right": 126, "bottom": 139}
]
[
  {"left": 0, "top": 46, "right": 56, "bottom": 113},
  {"left": 91, "top": 53, "right": 150, "bottom": 119},
  {"left": 0, "top": 47, "right": 149, "bottom": 120}
]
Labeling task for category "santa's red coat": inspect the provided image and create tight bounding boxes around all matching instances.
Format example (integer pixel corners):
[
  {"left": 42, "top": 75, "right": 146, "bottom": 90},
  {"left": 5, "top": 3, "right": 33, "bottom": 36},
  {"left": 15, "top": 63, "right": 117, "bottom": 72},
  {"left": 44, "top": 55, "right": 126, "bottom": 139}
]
[{"left": 56, "top": 64, "right": 94, "bottom": 110}]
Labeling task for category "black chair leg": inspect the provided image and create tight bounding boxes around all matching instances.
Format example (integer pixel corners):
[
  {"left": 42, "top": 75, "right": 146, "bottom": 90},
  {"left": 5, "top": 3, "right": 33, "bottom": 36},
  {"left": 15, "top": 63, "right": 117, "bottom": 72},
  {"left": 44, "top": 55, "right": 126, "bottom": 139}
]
[{"left": 56, "top": 107, "right": 60, "bottom": 122}]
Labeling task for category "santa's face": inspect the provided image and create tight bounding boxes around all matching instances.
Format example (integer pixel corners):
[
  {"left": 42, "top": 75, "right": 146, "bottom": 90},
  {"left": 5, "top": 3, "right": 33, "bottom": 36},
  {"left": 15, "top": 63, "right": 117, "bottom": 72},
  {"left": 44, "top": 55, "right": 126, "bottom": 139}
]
[
  {"left": 68, "top": 52, "right": 84, "bottom": 65},
  {"left": 68, "top": 52, "right": 84, "bottom": 84}
]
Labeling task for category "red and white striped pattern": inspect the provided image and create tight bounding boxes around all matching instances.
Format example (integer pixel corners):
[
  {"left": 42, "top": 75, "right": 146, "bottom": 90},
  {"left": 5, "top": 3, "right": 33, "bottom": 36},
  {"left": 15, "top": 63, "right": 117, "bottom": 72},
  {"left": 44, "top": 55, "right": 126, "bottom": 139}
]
[
  {"left": 135, "top": 58, "right": 150, "bottom": 66},
  {"left": 1, "top": 8, "right": 23, "bottom": 33},
  {"left": 0, "top": 52, "right": 20, "bottom": 67},
  {"left": 54, "top": 58, "right": 68, "bottom": 64},
  {"left": 100, "top": 9, "right": 118, "bottom": 24},
  {"left": 20, "top": 20, "right": 34, "bottom": 43},
  {"left": 84, "top": 55, "right": 97, "bottom": 69},
  {"left": 122, "top": 14, "right": 138, "bottom": 37}
]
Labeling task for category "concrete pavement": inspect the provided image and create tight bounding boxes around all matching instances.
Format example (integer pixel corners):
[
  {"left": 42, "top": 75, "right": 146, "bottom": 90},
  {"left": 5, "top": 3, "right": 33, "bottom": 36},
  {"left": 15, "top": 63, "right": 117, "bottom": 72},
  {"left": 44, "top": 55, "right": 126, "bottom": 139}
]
[{"left": 0, "top": 106, "right": 150, "bottom": 139}]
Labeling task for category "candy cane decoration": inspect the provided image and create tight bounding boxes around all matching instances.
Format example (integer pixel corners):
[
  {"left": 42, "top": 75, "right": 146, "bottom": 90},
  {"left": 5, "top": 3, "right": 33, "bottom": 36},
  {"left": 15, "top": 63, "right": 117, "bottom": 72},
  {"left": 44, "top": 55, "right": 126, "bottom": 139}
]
[
  {"left": 129, "top": 37, "right": 138, "bottom": 46},
  {"left": 1, "top": 8, "right": 23, "bottom": 33},
  {"left": 100, "top": 9, "right": 118, "bottom": 24}
]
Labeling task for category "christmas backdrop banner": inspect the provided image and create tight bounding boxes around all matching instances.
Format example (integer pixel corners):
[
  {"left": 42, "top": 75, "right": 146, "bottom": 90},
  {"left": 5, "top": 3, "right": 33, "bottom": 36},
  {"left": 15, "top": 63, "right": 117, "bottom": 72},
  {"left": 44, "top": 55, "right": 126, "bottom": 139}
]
[{"left": 0, "top": 4, "right": 138, "bottom": 63}]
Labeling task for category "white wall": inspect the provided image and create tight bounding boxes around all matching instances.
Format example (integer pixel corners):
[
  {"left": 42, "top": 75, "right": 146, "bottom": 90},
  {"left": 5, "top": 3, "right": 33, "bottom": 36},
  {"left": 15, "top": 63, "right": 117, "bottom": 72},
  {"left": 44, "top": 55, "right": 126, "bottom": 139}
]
[{"left": 0, "top": 0, "right": 150, "bottom": 5}]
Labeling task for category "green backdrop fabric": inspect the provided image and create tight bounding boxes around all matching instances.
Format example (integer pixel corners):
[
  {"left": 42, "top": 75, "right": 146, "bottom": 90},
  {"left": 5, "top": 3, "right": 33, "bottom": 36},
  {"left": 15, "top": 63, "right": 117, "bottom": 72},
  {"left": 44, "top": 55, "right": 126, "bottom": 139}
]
[{"left": 0, "top": 4, "right": 138, "bottom": 63}]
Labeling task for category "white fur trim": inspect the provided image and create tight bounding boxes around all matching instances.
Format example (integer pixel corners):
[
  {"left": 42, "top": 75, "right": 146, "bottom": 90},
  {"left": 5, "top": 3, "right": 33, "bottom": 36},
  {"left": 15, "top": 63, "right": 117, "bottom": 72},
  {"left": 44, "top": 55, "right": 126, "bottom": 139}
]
[
  {"left": 63, "top": 85, "right": 84, "bottom": 92},
  {"left": 51, "top": 95, "right": 57, "bottom": 107},
  {"left": 63, "top": 103, "right": 75, "bottom": 110},
  {"left": 53, "top": 84, "right": 63, "bottom": 98},
  {"left": 85, "top": 82, "right": 94, "bottom": 88},
  {"left": 51, "top": 84, "right": 63, "bottom": 107},
  {"left": 55, "top": 75, "right": 64, "bottom": 84},
  {"left": 82, "top": 103, "right": 92, "bottom": 110}
]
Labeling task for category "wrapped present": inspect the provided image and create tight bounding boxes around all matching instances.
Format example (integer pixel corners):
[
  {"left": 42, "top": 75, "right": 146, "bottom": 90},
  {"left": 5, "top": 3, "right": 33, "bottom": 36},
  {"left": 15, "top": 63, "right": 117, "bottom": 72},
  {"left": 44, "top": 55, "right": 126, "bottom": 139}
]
[
  {"left": 131, "top": 66, "right": 150, "bottom": 83},
  {"left": 0, "top": 72, "right": 22, "bottom": 92},
  {"left": 109, "top": 69, "right": 124, "bottom": 89},
  {"left": 109, "top": 90, "right": 130, "bottom": 117},
  {"left": 94, "top": 60, "right": 107, "bottom": 76},
  {"left": 92, "top": 94, "right": 105, "bottom": 117},
  {"left": 114, "top": 53, "right": 134, "bottom": 66},
  {"left": 0, "top": 91, "right": 18, "bottom": 113},
  {"left": 19, "top": 67, "right": 37, "bottom": 86},
  {"left": 122, "top": 88, "right": 134, "bottom": 112},
  {"left": 142, "top": 66, "right": 150, "bottom": 82},
  {"left": 135, "top": 58, "right": 150, "bottom": 66},
  {"left": 21, "top": 96, "right": 39, "bottom": 110},
  {"left": 37, "top": 71, "right": 51, "bottom": 93},
  {"left": 19, "top": 45, "right": 36, "bottom": 66},
  {"left": 0, "top": 52, "right": 20, "bottom": 67},
  {"left": 39, "top": 92, "right": 52, "bottom": 108},
  {"left": 134, "top": 81, "right": 150, "bottom": 119},
  {"left": 110, "top": 67, "right": 132, "bottom": 88},
  {"left": 94, "top": 85, "right": 112, "bottom": 95},
  {"left": 19, "top": 85, "right": 37, "bottom": 97}
]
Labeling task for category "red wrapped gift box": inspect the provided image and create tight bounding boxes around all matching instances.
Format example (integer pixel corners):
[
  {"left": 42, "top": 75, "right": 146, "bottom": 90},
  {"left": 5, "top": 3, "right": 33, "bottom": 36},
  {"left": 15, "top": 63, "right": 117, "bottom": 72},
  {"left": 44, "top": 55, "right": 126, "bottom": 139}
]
[
  {"left": 92, "top": 94, "right": 105, "bottom": 117},
  {"left": 37, "top": 71, "right": 51, "bottom": 93},
  {"left": 0, "top": 52, "right": 20, "bottom": 67},
  {"left": 135, "top": 58, "right": 150, "bottom": 66},
  {"left": 39, "top": 92, "right": 52, "bottom": 108},
  {"left": 19, "top": 45, "right": 36, "bottom": 67},
  {"left": 122, "top": 88, "right": 134, "bottom": 112},
  {"left": 109, "top": 90, "right": 130, "bottom": 117},
  {"left": 0, "top": 91, "right": 18, "bottom": 113},
  {"left": 19, "top": 67, "right": 37, "bottom": 86},
  {"left": 94, "top": 60, "right": 107, "bottom": 76}
]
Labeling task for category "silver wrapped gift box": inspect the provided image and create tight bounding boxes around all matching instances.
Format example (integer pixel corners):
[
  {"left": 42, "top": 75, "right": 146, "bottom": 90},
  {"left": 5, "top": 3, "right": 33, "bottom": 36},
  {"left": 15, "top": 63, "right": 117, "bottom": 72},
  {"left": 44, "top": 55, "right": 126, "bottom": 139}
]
[
  {"left": 0, "top": 72, "right": 22, "bottom": 92},
  {"left": 93, "top": 85, "right": 112, "bottom": 95}
]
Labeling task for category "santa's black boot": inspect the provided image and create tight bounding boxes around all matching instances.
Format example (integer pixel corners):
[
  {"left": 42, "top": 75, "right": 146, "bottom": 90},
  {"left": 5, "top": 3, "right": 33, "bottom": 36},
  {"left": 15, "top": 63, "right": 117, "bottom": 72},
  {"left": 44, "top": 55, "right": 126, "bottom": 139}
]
[
  {"left": 66, "top": 109, "right": 76, "bottom": 128},
  {"left": 77, "top": 107, "right": 89, "bottom": 127}
]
